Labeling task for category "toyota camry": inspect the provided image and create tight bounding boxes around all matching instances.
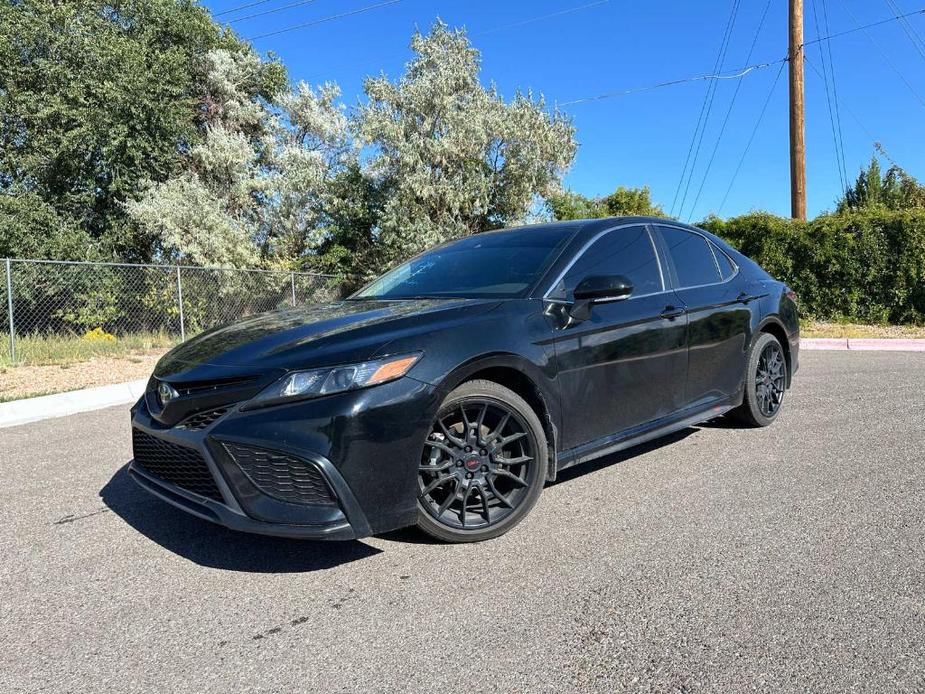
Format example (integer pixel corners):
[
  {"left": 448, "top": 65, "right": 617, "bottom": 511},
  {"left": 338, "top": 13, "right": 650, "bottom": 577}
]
[{"left": 129, "top": 217, "right": 799, "bottom": 543}]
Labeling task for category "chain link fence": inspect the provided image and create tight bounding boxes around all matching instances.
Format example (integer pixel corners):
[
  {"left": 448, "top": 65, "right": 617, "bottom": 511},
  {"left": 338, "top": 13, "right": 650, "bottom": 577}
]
[{"left": 1, "top": 258, "right": 341, "bottom": 365}]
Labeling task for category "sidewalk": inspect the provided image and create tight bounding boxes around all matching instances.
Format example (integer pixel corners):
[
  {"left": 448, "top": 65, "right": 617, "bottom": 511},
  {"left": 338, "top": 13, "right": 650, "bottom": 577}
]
[
  {"left": 0, "top": 379, "right": 146, "bottom": 429},
  {"left": 801, "top": 337, "right": 925, "bottom": 351}
]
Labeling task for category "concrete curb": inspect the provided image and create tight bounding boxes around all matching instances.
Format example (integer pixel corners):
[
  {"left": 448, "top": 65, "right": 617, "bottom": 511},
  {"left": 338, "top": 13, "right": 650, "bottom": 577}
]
[
  {"left": 0, "top": 379, "right": 146, "bottom": 429},
  {"left": 802, "top": 337, "right": 925, "bottom": 352}
]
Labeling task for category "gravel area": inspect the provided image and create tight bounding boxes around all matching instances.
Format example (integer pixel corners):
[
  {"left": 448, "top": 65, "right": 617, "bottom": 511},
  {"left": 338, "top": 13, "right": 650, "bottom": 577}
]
[
  {"left": 0, "top": 351, "right": 923, "bottom": 693},
  {"left": 0, "top": 350, "right": 166, "bottom": 402}
]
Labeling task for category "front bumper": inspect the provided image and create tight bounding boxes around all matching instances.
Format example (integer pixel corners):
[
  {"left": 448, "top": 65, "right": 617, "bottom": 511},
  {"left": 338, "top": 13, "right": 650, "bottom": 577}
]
[
  {"left": 129, "top": 462, "right": 358, "bottom": 539},
  {"left": 129, "top": 375, "right": 439, "bottom": 540}
]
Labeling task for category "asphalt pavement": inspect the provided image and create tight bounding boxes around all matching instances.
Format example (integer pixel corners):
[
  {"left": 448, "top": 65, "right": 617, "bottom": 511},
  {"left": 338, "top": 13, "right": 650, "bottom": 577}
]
[{"left": 1, "top": 351, "right": 923, "bottom": 693}]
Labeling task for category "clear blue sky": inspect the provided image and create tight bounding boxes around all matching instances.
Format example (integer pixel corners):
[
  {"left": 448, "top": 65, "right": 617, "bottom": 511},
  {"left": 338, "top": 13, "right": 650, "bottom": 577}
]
[{"left": 203, "top": 0, "right": 925, "bottom": 221}]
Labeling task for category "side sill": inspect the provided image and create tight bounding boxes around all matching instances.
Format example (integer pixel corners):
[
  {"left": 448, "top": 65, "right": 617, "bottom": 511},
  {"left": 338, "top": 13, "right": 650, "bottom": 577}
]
[{"left": 556, "top": 395, "right": 739, "bottom": 471}]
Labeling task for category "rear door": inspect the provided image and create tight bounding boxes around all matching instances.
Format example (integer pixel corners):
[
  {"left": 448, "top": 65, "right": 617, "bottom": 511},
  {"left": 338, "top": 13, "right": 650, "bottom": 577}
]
[
  {"left": 653, "top": 225, "right": 751, "bottom": 409},
  {"left": 548, "top": 225, "right": 688, "bottom": 451}
]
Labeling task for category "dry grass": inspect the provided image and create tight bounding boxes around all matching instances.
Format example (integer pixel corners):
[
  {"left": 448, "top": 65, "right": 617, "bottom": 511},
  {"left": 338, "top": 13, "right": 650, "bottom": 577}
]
[
  {"left": 0, "top": 331, "right": 177, "bottom": 368},
  {"left": 801, "top": 321, "right": 925, "bottom": 339}
]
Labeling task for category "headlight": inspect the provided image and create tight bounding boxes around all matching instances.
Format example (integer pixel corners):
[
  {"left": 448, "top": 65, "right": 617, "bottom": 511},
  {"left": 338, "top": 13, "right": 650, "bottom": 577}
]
[{"left": 249, "top": 352, "right": 422, "bottom": 406}]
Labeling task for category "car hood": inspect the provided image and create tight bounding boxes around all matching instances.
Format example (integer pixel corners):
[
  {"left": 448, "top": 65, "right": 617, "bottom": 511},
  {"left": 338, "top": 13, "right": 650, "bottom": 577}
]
[{"left": 154, "top": 297, "right": 501, "bottom": 378}]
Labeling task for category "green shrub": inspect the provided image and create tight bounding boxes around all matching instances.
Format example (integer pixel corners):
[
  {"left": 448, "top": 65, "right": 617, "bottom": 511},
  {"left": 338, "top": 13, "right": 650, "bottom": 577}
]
[{"left": 701, "top": 209, "right": 925, "bottom": 324}]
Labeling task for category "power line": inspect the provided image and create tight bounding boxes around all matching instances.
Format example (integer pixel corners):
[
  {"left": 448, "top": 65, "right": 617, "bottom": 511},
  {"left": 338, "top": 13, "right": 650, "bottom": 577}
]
[
  {"left": 899, "top": 0, "right": 925, "bottom": 50},
  {"left": 884, "top": 0, "right": 925, "bottom": 62},
  {"left": 811, "top": 0, "right": 847, "bottom": 192},
  {"left": 214, "top": 0, "right": 276, "bottom": 17},
  {"left": 556, "top": 59, "right": 785, "bottom": 107},
  {"left": 669, "top": 0, "right": 741, "bottom": 217},
  {"left": 675, "top": 0, "right": 742, "bottom": 219},
  {"left": 836, "top": 0, "right": 925, "bottom": 110},
  {"left": 557, "top": 6, "right": 925, "bottom": 109},
  {"left": 687, "top": 0, "right": 773, "bottom": 222},
  {"left": 718, "top": 61, "right": 787, "bottom": 214},
  {"left": 805, "top": 54, "right": 884, "bottom": 151},
  {"left": 476, "top": 0, "right": 609, "bottom": 37},
  {"left": 670, "top": 0, "right": 741, "bottom": 217},
  {"left": 230, "top": 0, "right": 321, "bottom": 24},
  {"left": 246, "top": 0, "right": 403, "bottom": 41},
  {"left": 800, "top": 5, "right": 925, "bottom": 46},
  {"left": 821, "top": 0, "right": 849, "bottom": 189}
]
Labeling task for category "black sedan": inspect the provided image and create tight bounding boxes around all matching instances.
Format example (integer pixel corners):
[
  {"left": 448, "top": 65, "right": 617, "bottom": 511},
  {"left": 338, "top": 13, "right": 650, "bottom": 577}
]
[{"left": 129, "top": 217, "right": 799, "bottom": 543}]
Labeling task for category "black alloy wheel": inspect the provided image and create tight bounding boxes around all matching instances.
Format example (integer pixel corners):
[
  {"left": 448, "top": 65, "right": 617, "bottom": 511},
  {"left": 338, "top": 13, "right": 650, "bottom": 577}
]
[
  {"left": 733, "top": 332, "right": 788, "bottom": 427},
  {"left": 416, "top": 379, "right": 547, "bottom": 542},
  {"left": 755, "top": 340, "right": 786, "bottom": 417}
]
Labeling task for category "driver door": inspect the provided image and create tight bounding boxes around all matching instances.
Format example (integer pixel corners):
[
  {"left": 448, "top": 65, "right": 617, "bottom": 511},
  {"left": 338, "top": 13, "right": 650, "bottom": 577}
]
[{"left": 549, "top": 225, "right": 688, "bottom": 452}]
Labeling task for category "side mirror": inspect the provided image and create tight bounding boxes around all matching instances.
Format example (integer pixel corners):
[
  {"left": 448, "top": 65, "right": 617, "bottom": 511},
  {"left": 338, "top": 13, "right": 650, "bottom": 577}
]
[
  {"left": 567, "top": 275, "right": 634, "bottom": 324},
  {"left": 573, "top": 275, "right": 634, "bottom": 302}
]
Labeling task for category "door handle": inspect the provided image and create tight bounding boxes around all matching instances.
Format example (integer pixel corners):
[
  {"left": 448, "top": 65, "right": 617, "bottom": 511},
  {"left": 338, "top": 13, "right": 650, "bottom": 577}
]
[
  {"left": 660, "top": 305, "right": 686, "bottom": 320},
  {"left": 736, "top": 291, "right": 767, "bottom": 304}
]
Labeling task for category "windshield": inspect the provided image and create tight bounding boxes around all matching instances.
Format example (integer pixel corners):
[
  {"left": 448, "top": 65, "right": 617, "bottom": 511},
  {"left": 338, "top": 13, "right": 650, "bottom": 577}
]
[{"left": 354, "top": 226, "right": 575, "bottom": 300}]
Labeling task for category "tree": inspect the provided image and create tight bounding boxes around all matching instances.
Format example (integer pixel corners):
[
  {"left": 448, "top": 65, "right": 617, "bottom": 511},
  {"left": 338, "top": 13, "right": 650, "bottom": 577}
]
[
  {"left": 357, "top": 22, "right": 577, "bottom": 269},
  {"left": 0, "top": 0, "right": 284, "bottom": 261},
  {"left": 127, "top": 49, "right": 353, "bottom": 269},
  {"left": 547, "top": 186, "right": 665, "bottom": 221},
  {"left": 837, "top": 156, "right": 925, "bottom": 213},
  {"left": 0, "top": 190, "right": 95, "bottom": 260},
  {"left": 130, "top": 22, "right": 578, "bottom": 282}
]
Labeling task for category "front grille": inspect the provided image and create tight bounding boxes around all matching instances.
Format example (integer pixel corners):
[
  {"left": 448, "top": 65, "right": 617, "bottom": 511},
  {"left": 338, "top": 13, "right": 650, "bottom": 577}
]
[
  {"left": 176, "top": 407, "right": 230, "bottom": 430},
  {"left": 222, "top": 442, "right": 336, "bottom": 506},
  {"left": 170, "top": 375, "right": 257, "bottom": 397},
  {"left": 132, "top": 429, "right": 224, "bottom": 502}
]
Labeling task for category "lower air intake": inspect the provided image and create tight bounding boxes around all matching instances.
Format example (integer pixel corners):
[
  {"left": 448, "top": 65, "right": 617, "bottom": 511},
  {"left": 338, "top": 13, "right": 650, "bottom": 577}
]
[
  {"left": 222, "top": 442, "right": 336, "bottom": 506},
  {"left": 132, "top": 429, "right": 224, "bottom": 502}
]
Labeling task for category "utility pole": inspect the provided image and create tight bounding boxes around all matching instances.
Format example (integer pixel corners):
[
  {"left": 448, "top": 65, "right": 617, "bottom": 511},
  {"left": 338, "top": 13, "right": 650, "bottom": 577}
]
[{"left": 789, "top": 0, "right": 807, "bottom": 220}]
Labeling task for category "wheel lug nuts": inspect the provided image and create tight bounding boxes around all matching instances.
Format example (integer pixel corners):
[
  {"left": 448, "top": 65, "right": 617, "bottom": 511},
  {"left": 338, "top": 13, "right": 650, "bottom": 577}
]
[
  {"left": 465, "top": 472, "right": 473, "bottom": 479},
  {"left": 456, "top": 461, "right": 463, "bottom": 467},
  {"left": 465, "top": 446, "right": 472, "bottom": 452},
  {"left": 481, "top": 465, "right": 488, "bottom": 472},
  {"left": 480, "top": 449, "right": 487, "bottom": 455}
]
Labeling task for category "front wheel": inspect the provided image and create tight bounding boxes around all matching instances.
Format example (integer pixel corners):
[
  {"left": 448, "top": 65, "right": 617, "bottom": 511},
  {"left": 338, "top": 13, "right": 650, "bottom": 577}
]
[
  {"left": 732, "top": 332, "right": 788, "bottom": 427},
  {"left": 416, "top": 379, "right": 547, "bottom": 543}
]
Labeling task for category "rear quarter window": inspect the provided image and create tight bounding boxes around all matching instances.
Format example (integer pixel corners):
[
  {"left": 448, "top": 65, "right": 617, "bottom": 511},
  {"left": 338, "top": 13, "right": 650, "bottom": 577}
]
[
  {"left": 711, "top": 244, "right": 737, "bottom": 280},
  {"left": 658, "top": 226, "right": 722, "bottom": 288}
]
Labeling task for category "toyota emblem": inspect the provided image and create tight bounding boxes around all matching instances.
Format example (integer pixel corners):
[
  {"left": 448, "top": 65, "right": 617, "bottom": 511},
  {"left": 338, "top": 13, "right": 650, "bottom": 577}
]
[{"left": 157, "top": 381, "right": 179, "bottom": 407}]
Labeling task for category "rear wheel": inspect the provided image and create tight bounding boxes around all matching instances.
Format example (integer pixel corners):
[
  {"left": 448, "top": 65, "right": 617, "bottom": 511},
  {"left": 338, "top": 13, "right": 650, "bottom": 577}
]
[
  {"left": 732, "top": 332, "right": 787, "bottom": 427},
  {"left": 416, "top": 379, "right": 547, "bottom": 543}
]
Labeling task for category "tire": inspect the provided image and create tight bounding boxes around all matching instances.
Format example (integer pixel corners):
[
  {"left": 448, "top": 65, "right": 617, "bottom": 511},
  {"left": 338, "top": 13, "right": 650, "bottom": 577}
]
[
  {"left": 416, "top": 379, "right": 547, "bottom": 543},
  {"left": 732, "top": 332, "right": 788, "bottom": 427}
]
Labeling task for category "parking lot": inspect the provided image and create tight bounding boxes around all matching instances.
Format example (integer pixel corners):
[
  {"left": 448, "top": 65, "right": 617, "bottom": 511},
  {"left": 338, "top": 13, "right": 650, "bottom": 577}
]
[{"left": 1, "top": 351, "right": 923, "bottom": 693}]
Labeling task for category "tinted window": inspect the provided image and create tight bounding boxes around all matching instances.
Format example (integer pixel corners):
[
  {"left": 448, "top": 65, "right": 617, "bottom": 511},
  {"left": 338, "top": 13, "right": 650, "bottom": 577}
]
[
  {"left": 549, "top": 226, "right": 663, "bottom": 300},
  {"left": 355, "top": 226, "right": 573, "bottom": 299},
  {"left": 658, "top": 227, "right": 722, "bottom": 288},
  {"left": 712, "top": 244, "right": 736, "bottom": 280}
]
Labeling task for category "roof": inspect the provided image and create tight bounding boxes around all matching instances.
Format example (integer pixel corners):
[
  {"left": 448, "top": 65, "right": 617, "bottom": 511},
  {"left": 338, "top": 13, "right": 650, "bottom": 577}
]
[{"left": 500, "top": 216, "right": 704, "bottom": 237}]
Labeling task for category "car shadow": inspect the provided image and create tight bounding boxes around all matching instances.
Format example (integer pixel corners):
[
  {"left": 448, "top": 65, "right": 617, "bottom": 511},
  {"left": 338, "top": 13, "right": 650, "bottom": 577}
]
[
  {"left": 99, "top": 464, "right": 382, "bottom": 573},
  {"left": 695, "top": 413, "right": 747, "bottom": 429}
]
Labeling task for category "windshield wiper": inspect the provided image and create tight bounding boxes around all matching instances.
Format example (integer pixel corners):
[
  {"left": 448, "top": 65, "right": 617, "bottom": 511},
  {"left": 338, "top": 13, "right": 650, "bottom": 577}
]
[{"left": 392, "top": 295, "right": 451, "bottom": 300}]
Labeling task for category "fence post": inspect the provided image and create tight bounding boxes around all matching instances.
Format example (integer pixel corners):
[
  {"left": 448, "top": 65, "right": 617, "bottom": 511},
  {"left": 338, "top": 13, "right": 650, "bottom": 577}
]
[
  {"left": 176, "top": 265, "right": 186, "bottom": 341},
  {"left": 291, "top": 272, "right": 297, "bottom": 306},
  {"left": 5, "top": 259, "right": 15, "bottom": 362}
]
